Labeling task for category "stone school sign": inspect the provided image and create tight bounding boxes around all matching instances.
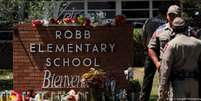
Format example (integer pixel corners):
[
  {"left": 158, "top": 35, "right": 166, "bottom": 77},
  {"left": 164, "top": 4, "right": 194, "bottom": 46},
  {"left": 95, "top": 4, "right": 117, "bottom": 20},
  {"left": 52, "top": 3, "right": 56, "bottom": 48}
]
[{"left": 13, "top": 24, "right": 133, "bottom": 91}]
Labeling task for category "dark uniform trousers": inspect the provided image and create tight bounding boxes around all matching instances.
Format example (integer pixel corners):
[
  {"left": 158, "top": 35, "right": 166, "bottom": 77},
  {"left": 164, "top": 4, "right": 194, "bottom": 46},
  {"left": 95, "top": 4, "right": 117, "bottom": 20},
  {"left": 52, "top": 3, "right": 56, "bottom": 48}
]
[
  {"left": 199, "top": 72, "right": 201, "bottom": 99},
  {"left": 139, "top": 56, "right": 156, "bottom": 101}
]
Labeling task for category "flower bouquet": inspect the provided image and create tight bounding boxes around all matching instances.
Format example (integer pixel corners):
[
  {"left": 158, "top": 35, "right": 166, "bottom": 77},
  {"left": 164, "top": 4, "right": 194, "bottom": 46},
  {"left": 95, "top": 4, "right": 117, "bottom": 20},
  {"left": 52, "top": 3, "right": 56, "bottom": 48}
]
[
  {"left": 81, "top": 68, "right": 106, "bottom": 88},
  {"left": 81, "top": 68, "right": 106, "bottom": 101},
  {"left": 31, "top": 15, "right": 92, "bottom": 27}
]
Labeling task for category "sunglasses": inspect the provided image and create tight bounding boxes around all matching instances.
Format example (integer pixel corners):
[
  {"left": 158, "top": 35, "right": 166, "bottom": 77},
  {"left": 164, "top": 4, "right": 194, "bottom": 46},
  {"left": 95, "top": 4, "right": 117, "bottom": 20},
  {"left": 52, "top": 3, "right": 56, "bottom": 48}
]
[{"left": 168, "top": 13, "right": 180, "bottom": 18}]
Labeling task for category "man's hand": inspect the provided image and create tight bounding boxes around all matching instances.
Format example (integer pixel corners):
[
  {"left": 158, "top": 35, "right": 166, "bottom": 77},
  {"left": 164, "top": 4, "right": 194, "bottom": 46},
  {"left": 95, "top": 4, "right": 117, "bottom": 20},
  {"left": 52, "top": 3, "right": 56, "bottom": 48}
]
[
  {"left": 156, "top": 61, "right": 161, "bottom": 70},
  {"left": 148, "top": 48, "right": 160, "bottom": 69}
]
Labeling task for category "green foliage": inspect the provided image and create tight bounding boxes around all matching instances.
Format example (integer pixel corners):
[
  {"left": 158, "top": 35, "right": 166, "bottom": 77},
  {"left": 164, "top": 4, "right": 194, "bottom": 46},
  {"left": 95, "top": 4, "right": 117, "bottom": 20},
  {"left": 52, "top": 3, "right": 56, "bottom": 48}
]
[
  {"left": 180, "top": 0, "right": 201, "bottom": 20},
  {"left": 181, "top": 0, "right": 201, "bottom": 9},
  {"left": 0, "top": 69, "right": 12, "bottom": 80},
  {"left": 130, "top": 79, "right": 141, "bottom": 92},
  {"left": 132, "top": 28, "right": 145, "bottom": 67},
  {"left": 0, "top": 0, "right": 55, "bottom": 24},
  {"left": 133, "top": 28, "right": 143, "bottom": 43},
  {"left": 0, "top": 0, "right": 20, "bottom": 26},
  {"left": 27, "top": 1, "right": 45, "bottom": 20},
  {"left": 26, "top": 1, "right": 54, "bottom": 21},
  {"left": 0, "top": 80, "right": 13, "bottom": 90},
  {"left": 132, "top": 28, "right": 144, "bottom": 50}
]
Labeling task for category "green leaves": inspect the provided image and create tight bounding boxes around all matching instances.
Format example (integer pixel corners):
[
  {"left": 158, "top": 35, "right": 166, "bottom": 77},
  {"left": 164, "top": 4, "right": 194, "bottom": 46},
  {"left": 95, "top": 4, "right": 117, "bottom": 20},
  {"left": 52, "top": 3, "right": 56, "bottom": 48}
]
[
  {"left": 133, "top": 28, "right": 143, "bottom": 42},
  {"left": 27, "top": 1, "right": 53, "bottom": 20},
  {"left": 0, "top": 0, "right": 19, "bottom": 25},
  {"left": 0, "top": 0, "right": 55, "bottom": 25}
]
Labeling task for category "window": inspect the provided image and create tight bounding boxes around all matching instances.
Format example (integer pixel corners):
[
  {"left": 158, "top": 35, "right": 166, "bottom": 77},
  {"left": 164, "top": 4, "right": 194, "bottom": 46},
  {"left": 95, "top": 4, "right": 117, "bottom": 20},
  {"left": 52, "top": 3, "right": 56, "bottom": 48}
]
[
  {"left": 122, "top": 1, "right": 149, "bottom": 22},
  {"left": 88, "top": 2, "right": 115, "bottom": 9},
  {"left": 66, "top": 2, "right": 84, "bottom": 10},
  {"left": 88, "top": 1, "right": 116, "bottom": 19},
  {"left": 88, "top": 11, "right": 115, "bottom": 18},
  {"left": 153, "top": 0, "right": 180, "bottom": 16},
  {"left": 62, "top": 11, "right": 84, "bottom": 18},
  {"left": 29, "top": 0, "right": 181, "bottom": 24},
  {"left": 122, "top": 1, "right": 149, "bottom": 9},
  {"left": 122, "top": 11, "right": 149, "bottom": 18},
  {"left": 59, "top": 1, "right": 85, "bottom": 18}
]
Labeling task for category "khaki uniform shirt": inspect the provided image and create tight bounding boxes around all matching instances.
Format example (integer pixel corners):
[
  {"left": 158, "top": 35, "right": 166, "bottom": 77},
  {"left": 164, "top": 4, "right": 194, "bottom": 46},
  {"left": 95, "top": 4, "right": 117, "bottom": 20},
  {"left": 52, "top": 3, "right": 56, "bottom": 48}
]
[
  {"left": 148, "top": 23, "right": 175, "bottom": 59},
  {"left": 159, "top": 34, "right": 201, "bottom": 99},
  {"left": 143, "top": 16, "right": 166, "bottom": 46}
]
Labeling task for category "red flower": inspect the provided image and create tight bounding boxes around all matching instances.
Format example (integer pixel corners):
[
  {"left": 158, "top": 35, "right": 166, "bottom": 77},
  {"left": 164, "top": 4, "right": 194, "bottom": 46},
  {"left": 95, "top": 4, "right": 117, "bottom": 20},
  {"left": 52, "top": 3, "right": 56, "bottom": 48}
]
[
  {"left": 49, "top": 18, "right": 59, "bottom": 24},
  {"left": 68, "top": 95, "right": 76, "bottom": 101},
  {"left": 63, "top": 17, "right": 71, "bottom": 23},
  {"left": 32, "top": 20, "right": 43, "bottom": 27}
]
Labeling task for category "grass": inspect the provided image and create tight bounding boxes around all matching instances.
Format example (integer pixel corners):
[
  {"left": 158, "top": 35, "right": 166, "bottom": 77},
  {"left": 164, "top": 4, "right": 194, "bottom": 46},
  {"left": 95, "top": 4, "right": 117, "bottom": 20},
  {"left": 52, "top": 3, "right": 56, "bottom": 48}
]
[
  {"left": 133, "top": 67, "right": 159, "bottom": 101},
  {"left": 0, "top": 69, "right": 13, "bottom": 80}
]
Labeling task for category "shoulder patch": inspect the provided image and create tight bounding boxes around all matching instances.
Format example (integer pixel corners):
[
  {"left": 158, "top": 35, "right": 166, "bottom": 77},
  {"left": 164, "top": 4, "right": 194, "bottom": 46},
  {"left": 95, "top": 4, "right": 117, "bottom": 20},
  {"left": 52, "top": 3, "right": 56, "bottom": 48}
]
[
  {"left": 157, "top": 23, "right": 167, "bottom": 29},
  {"left": 152, "top": 24, "right": 167, "bottom": 37}
]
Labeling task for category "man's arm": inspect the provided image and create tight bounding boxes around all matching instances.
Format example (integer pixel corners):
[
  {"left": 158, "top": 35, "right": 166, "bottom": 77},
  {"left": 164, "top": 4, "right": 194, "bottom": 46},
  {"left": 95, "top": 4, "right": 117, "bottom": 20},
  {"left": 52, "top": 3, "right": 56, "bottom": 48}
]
[
  {"left": 198, "top": 52, "right": 201, "bottom": 74},
  {"left": 148, "top": 48, "right": 160, "bottom": 69},
  {"left": 147, "top": 30, "right": 161, "bottom": 69},
  {"left": 158, "top": 44, "right": 174, "bottom": 101}
]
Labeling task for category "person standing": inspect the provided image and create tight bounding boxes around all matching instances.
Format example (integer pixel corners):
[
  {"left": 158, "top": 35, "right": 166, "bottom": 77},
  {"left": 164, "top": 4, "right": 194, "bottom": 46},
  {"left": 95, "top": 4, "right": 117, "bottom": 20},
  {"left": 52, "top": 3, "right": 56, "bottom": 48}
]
[
  {"left": 148, "top": 5, "right": 181, "bottom": 70},
  {"left": 159, "top": 17, "right": 201, "bottom": 101},
  {"left": 146, "top": 5, "right": 181, "bottom": 100},
  {"left": 139, "top": 5, "right": 167, "bottom": 101},
  {"left": 140, "top": 5, "right": 181, "bottom": 101}
]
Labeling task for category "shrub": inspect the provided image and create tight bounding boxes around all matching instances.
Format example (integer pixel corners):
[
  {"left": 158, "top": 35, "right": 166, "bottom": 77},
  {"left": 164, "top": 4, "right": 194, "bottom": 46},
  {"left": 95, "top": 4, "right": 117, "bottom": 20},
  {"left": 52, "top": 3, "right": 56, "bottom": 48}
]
[{"left": 132, "top": 28, "right": 145, "bottom": 67}]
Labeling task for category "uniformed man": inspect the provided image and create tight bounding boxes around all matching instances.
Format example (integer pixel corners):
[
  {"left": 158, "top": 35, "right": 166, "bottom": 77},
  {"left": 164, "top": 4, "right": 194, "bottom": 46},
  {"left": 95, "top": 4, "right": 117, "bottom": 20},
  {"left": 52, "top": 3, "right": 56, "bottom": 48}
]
[
  {"left": 159, "top": 17, "right": 201, "bottom": 101},
  {"left": 148, "top": 5, "right": 181, "bottom": 70},
  {"left": 147, "top": 5, "right": 181, "bottom": 100},
  {"left": 140, "top": 5, "right": 167, "bottom": 101}
]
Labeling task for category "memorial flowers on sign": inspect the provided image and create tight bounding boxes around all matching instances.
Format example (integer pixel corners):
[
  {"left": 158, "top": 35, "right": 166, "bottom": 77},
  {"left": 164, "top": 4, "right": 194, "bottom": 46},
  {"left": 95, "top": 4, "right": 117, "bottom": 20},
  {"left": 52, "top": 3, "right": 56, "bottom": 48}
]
[
  {"left": 31, "top": 10, "right": 127, "bottom": 27},
  {"left": 81, "top": 68, "right": 106, "bottom": 101},
  {"left": 81, "top": 68, "right": 106, "bottom": 88}
]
